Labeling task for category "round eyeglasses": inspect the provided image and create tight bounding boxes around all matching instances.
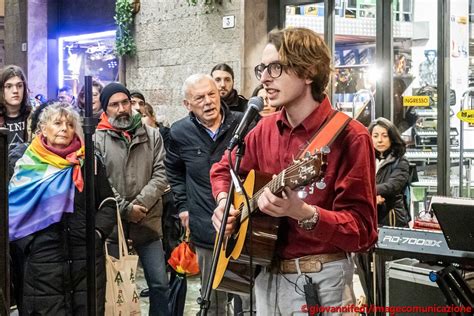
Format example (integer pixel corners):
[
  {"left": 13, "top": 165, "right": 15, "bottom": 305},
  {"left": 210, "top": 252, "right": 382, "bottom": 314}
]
[{"left": 254, "top": 62, "right": 284, "bottom": 80}]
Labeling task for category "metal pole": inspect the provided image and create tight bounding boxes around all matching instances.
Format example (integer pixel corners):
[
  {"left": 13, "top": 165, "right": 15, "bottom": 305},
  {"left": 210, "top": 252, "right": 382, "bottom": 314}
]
[
  {"left": 0, "top": 127, "right": 10, "bottom": 315},
  {"left": 437, "top": 0, "right": 451, "bottom": 196},
  {"left": 83, "top": 76, "right": 97, "bottom": 315},
  {"left": 324, "top": 0, "right": 335, "bottom": 103},
  {"left": 375, "top": 0, "right": 393, "bottom": 120},
  {"left": 460, "top": 91, "right": 467, "bottom": 197}
]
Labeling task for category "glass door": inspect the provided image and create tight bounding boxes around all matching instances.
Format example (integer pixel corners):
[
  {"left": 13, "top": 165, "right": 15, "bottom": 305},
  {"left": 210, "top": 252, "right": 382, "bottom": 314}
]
[
  {"left": 334, "top": 0, "right": 377, "bottom": 127},
  {"left": 391, "top": 0, "right": 440, "bottom": 213},
  {"left": 450, "top": 0, "right": 473, "bottom": 198},
  {"left": 284, "top": 1, "right": 326, "bottom": 37},
  {"left": 283, "top": 0, "right": 377, "bottom": 127}
]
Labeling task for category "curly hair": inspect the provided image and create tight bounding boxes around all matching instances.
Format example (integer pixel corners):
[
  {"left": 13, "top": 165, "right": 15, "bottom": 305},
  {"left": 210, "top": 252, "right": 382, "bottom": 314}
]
[
  {"left": 38, "top": 102, "right": 83, "bottom": 140},
  {"left": 268, "top": 27, "right": 332, "bottom": 102},
  {"left": 368, "top": 117, "right": 406, "bottom": 158}
]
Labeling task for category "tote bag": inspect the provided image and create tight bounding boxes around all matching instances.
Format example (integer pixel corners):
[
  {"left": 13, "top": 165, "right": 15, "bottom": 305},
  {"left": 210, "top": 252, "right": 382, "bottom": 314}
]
[{"left": 104, "top": 198, "right": 141, "bottom": 316}]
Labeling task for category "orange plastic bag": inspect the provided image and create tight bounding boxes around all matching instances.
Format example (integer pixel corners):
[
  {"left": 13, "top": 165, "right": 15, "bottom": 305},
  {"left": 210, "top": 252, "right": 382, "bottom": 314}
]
[{"left": 167, "top": 230, "right": 200, "bottom": 276}]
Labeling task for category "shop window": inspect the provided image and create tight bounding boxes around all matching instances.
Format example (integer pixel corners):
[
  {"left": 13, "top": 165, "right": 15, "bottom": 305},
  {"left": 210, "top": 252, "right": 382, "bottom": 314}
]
[{"left": 58, "top": 30, "right": 118, "bottom": 95}]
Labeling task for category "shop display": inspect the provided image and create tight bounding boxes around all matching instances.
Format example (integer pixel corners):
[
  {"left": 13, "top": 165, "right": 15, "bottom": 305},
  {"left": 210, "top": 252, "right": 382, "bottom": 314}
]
[{"left": 58, "top": 30, "right": 118, "bottom": 95}]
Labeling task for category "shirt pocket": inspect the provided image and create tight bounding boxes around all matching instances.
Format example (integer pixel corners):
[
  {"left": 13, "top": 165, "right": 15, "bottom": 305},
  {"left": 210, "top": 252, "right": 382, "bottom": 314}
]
[{"left": 180, "top": 146, "right": 207, "bottom": 163}]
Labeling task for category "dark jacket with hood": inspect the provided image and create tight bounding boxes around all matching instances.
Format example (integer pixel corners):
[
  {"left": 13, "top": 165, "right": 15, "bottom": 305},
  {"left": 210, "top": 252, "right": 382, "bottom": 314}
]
[
  {"left": 376, "top": 152, "right": 410, "bottom": 227},
  {"left": 20, "top": 158, "right": 116, "bottom": 315},
  {"left": 165, "top": 104, "right": 243, "bottom": 249}
]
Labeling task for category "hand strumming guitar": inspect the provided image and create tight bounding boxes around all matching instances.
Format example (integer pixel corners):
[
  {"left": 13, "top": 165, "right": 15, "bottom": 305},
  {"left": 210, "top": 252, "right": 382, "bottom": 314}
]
[
  {"left": 258, "top": 187, "right": 318, "bottom": 222},
  {"left": 211, "top": 193, "right": 240, "bottom": 236}
]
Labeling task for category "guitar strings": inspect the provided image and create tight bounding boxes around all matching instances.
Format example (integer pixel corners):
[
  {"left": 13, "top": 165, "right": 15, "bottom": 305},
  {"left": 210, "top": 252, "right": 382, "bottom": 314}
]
[{"left": 232, "top": 157, "right": 323, "bottom": 222}]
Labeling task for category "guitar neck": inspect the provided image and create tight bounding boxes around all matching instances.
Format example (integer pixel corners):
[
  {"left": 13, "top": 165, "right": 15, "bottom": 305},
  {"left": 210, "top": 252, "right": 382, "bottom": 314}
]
[
  {"left": 240, "top": 170, "right": 286, "bottom": 221},
  {"left": 238, "top": 152, "right": 324, "bottom": 222}
]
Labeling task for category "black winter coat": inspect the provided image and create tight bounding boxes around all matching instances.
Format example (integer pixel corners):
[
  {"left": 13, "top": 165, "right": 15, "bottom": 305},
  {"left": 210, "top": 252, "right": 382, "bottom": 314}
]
[
  {"left": 20, "top": 158, "right": 116, "bottom": 316},
  {"left": 376, "top": 153, "right": 410, "bottom": 227},
  {"left": 165, "top": 106, "right": 243, "bottom": 249}
]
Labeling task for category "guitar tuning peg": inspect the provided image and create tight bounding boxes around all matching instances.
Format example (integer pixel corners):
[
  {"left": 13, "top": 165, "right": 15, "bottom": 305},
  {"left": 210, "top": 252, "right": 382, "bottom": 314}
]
[
  {"left": 315, "top": 179, "right": 326, "bottom": 190},
  {"left": 321, "top": 146, "right": 330, "bottom": 154},
  {"left": 297, "top": 188, "right": 308, "bottom": 199},
  {"left": 304, "top": 151, "right": 311, "bottom": 158}
]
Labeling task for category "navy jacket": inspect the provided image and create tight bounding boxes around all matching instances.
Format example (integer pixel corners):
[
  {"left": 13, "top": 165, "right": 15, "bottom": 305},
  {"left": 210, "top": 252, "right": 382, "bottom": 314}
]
[{"left": 165, "top": 106, "right": 242, "bottom": 249}]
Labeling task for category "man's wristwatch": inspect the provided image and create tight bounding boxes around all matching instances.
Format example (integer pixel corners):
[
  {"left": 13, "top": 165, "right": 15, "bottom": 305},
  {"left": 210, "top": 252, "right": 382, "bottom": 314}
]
[{"left": 297, "top": 206, "right": 319, "bottom": 231}]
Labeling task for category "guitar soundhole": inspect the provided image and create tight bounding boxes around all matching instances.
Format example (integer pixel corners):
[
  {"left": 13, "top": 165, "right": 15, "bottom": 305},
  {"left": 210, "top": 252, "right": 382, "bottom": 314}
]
[{"left": 225, "top": 233, "right": 238, "bottom": 257}]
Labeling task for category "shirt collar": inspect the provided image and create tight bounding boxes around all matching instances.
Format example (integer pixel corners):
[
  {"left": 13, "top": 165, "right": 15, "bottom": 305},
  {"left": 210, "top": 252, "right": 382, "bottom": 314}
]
[
  {"left": 193, "top": 110, "right": 225, "bottom": 140},
  {"left": 276, "top": 96, "right": 333, "bottom": 135}
]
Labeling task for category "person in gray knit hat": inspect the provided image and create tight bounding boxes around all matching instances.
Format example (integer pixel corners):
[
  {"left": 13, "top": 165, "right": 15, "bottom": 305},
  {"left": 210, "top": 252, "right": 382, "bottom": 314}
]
[{"left": 95, "top": 82, "right": 171, "bottom": 316}]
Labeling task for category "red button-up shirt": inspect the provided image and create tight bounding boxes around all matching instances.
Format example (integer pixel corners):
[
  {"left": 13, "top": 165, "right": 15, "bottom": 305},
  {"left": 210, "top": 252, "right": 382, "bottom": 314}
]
[{"left": 210, "top": 97, "right": 378, "bottom": 259}]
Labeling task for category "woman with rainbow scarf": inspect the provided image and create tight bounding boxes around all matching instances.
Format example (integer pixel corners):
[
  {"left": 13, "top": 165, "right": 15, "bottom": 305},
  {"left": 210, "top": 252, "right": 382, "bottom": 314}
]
[{"left": 9, "top": 103, "right": 116, "bottom": 315}]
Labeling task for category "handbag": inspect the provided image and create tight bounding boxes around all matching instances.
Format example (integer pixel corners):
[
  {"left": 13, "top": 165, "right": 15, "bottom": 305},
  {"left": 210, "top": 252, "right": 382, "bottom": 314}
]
[
  {"left": 167, "top": 229, "right": 200, "bottom": 276},
  {"left": 103, "top": 198, "right": 141, "bottom": 316}
]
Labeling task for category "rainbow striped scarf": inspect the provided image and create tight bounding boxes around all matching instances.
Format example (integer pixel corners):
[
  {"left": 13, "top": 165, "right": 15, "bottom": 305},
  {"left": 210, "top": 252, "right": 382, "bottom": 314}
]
[{"left": 9, "top": 136, "right": 84, "bottom": 241}]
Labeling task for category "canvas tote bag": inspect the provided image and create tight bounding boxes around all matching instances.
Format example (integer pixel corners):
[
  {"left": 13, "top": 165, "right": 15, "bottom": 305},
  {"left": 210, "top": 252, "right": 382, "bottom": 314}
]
[{"left": 104, "top": 198, "right": 141, "bottom": 316}]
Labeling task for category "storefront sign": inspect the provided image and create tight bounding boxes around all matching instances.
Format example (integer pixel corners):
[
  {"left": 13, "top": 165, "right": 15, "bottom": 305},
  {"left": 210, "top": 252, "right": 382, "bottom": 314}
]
[
  {"left": 403, "top": 96, "right": 430, "bottom": 107},
  {"left": 457, "top": 109, "right": 474, "bottom": 123}
]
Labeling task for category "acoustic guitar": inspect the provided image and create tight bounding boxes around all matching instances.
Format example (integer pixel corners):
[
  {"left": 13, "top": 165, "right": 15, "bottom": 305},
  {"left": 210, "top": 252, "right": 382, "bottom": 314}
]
[{"left": 212, "top": 151, "right": 328, "bottom": 293}]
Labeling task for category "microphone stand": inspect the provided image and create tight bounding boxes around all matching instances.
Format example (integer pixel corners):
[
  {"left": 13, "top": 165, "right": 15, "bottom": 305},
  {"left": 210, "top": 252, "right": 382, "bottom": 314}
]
[
  {"left": 83, "top": 76, "right": 97, "bottom": 315},
  {"left": 198, "top": 142, "right": 246, "bottom": 316}
]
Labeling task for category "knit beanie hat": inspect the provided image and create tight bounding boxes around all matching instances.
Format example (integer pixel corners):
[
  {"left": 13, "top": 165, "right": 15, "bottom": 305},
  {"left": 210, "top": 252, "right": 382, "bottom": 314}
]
[{"left": 100, "top": 82, "right": 131, "bottom": 112}]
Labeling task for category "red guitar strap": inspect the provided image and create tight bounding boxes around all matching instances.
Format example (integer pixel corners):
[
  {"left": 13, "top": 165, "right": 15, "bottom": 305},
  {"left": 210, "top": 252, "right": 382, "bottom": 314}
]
[{"left": 297, "top": 111, "right": 351, "bottom": 159}]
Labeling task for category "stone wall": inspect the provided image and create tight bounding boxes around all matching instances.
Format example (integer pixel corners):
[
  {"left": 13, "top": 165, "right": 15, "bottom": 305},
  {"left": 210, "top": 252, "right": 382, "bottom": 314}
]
[{"left": 125, "top": 0, "right": 267, "bottom": 125}]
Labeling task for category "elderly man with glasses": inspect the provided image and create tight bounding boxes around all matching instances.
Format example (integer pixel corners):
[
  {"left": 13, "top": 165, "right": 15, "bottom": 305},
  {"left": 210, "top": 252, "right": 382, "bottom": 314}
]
[{"left": 211, "top": 27, "right": 377, "bottom": 315}]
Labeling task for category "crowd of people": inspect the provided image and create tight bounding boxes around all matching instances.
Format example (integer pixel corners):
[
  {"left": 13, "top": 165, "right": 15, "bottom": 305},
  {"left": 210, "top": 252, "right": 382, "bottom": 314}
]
[{"left": 1, "top": 26, "right": 413, "bottom": 316}]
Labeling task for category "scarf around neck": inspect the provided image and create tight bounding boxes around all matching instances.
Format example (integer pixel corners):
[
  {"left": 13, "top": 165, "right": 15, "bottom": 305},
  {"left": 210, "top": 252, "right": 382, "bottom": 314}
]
[
  {"left": 96, "top": 112, "right": 142, "bottom": 142},
  {"left": 221, "top": 89, "right": 239, "bottom": 107},
  {"left": 9, "top": 135, "right": 84, "bottom": 241}
]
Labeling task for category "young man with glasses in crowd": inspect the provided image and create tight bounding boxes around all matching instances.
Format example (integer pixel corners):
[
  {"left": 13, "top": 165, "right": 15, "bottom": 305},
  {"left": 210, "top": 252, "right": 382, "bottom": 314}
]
[
  {"left": 210, "top": 27, "right": 378, "bottom": 314},
  {"left": 1, "top": 64, "right": 33, "bottom": 316}
]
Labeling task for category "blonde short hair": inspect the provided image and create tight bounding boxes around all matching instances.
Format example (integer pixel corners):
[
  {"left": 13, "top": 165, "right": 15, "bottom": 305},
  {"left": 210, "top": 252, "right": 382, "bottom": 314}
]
[{"left": 38, "top": 102, "right": 83, "bottom": 140}]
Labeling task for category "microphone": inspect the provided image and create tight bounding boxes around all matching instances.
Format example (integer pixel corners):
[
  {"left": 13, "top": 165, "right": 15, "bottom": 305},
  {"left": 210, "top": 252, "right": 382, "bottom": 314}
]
[{"left": 227, "top": 96, "right": 264, "bottom": 150}]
